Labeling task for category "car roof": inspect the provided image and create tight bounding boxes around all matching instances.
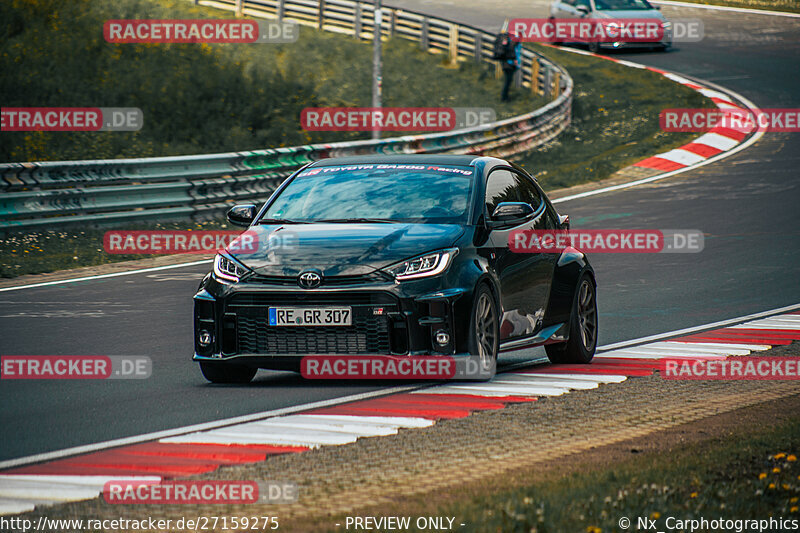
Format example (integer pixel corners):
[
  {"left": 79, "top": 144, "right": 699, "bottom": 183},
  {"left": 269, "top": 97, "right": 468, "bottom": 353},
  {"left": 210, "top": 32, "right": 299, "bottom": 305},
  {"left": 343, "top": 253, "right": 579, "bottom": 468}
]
[{"left": 307, "top": 154, "right": 501, "bottom": 168}]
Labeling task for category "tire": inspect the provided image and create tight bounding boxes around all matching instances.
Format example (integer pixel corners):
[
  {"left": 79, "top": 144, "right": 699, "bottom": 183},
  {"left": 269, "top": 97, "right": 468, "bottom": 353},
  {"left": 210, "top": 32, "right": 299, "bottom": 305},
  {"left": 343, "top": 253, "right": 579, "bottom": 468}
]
[
  {"left": 588, "top": 41, "right": 600, "bottom": 54},
  {"left": 545, "top": 273, "right": 597, "bottom": 364},
  {"left": 467, "top": 284, "right": 499, "bottom": 379},
  {"left": 200, "top": 361, "right": 257, "bottom": 384}
]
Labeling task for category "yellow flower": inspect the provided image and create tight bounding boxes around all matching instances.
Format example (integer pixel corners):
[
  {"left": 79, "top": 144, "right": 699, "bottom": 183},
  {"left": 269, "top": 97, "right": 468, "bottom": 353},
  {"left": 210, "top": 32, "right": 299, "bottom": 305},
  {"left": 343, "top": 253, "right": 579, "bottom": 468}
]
[
  {"left": 650, "top": 512, "right": 661, "bottom": 520},
  {"left": 759, "top": 473, "right": 768, "bottom": 480},
  {"left": 788, "top": 455, "right": 797, "bottom": 462},
  {"left": 690, "top": 492, "right": 698, "bottom": 498},
  {"left": 773, "top": 467, "right": 781, "bottom": 473},
  {"left": 791, "top": 497, "right": 799, "bottom": 503},
  {"left": 586, "top": 527, "right": 602, "bottom": 533},
  {"left": 791, "top": 507, "right": 799, "bottom": 513},
  {"left": 768, "top": 483, "right": 776, "bottom": 490},
  {"left": 775, "top": 453, "right": 787, "bottom": 459}
]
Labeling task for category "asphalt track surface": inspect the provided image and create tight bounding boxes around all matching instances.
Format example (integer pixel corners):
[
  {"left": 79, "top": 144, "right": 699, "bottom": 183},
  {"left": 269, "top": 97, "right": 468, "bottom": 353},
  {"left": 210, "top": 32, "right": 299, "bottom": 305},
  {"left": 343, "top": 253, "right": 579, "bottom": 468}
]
[{"left": 1, "top": 1, "right": 798, "bottom": 462}]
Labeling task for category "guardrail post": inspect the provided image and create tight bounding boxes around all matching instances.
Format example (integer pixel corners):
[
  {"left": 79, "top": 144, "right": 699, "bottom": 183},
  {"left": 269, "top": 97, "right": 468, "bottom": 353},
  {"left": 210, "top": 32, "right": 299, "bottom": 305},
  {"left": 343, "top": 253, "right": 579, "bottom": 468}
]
[
  {"left": 514, "top": 67, "right": 522, "bottom": 88},
  {"left": 389, "top": 9, "right": 396, "bottom": 37},
  {"left": 318, "top": 0, "right": 325, "bottom": 30},
  {"left": 473, "top": 33, "right": 483, "bottom": 63},
  {"left": 277, "top": 0, "right": 285, "bottom": 21},
  {"left": 544, "top": 66, "right": 553, "bottom": 99},
  {"left": 448, "top": 25, "right": 459, "bottom": 65},
  {"left": 354, "top": 2, "right": 362, "bottom": 38},
  {"left": 530, "top": 57, "right": 541, "bottom": 95},
  {"left": 235, "top": 0, "right": 244, "bottom": 16},
  {"left": 553, "top": 71, "right": 561, "bottom": 99},
  {"left": 420, "top": 17, "right": 429, "bottom": 51}
]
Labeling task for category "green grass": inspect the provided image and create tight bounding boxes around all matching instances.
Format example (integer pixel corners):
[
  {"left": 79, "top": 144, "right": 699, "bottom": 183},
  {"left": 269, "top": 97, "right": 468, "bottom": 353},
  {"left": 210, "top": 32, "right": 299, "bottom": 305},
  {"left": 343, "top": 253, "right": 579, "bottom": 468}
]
[
  {"left": 323, "top": 417, "right": 800, "bottom": 532},
  {"left": 515, "top": 44, "right": 714, "bottom": 190},
  {"left": 0, "top": 0, "right": 540, "bottom": 162},
  {"left": 658, "top": 0, "right": 800, "bottom": 13}
]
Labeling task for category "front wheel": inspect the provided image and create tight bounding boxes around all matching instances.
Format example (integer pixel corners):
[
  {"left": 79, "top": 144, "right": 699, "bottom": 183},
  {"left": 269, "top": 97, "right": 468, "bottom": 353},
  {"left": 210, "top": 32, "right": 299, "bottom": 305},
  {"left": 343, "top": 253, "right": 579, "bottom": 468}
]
[
  {"left": 468, "top": 284, "right": 499, "bottom": 378},
  {"left": 200, "top": 361, "right": 257, "bottom": 384},
  {"left": 545, "top": 273, "right": 597, "bottom": 364}
]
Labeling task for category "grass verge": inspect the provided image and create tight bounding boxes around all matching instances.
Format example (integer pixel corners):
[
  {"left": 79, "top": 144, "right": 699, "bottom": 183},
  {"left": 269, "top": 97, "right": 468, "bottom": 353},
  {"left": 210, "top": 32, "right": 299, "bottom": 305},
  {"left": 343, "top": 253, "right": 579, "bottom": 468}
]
[
  {"left": 0, "top": 0, "right": 540, "bottom": 162},
  {"left": 322, "top": 404, "right": 800, "bottom": 532}
]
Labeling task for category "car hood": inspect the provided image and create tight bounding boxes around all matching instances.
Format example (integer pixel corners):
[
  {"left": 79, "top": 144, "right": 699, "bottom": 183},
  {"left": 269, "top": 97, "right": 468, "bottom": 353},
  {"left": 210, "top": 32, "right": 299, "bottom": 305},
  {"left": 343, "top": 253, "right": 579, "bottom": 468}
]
[
  {"left": 592, "top": 10, "right": 665, "bottom": 20},
  {"left": 230, "top": 223, "right": 465, "bottom": 277}
]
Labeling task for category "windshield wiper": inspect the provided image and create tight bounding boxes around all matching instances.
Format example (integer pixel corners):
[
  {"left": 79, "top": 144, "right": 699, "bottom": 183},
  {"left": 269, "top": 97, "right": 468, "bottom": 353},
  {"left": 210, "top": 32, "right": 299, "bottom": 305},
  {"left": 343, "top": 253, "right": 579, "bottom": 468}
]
[
  {"left": 315, "top": 218, "right": 401, "bottom": 224},
  {"left": 258, "top": 218, "right": 312, "bottom": 225}
]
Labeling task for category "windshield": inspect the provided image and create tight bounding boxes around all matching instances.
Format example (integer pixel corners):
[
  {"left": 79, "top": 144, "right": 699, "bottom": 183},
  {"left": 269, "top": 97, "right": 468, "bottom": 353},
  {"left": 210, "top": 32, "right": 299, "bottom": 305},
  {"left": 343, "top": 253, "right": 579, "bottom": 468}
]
[
  {"left": 594, "top": 0, "right": 654, "bottom": 10},
  {"left": 261, "top": 163, "right": 474, "bottom": 224}
]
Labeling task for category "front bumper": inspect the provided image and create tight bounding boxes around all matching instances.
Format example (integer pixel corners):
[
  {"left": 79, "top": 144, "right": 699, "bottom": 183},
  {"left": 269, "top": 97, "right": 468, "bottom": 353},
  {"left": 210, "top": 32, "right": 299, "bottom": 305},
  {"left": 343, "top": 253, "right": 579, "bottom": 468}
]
[{"left": 193, "top": 274, "right": 473, "bottom": 370}]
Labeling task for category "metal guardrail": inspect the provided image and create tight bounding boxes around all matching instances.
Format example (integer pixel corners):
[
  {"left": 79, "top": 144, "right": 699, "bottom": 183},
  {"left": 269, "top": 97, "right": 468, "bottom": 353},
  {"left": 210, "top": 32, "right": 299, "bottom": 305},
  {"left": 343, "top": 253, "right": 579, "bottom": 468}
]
[{"left": 0, "top": 0, "right": 573, "bottom": 231}]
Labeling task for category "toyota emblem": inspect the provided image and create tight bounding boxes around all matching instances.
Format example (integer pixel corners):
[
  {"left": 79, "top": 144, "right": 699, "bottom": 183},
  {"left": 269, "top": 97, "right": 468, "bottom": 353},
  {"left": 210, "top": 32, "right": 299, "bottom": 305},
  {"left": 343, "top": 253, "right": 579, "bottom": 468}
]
[{"left": 298, "top": 270, "right": 322, "bottom": 289}]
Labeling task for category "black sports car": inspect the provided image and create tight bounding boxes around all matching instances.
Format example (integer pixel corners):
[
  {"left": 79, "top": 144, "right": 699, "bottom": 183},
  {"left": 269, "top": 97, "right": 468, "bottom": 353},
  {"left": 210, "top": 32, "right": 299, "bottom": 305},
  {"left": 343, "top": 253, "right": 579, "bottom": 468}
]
[{"left": 193, "top": 155, "right": 597, "bottom": 383}]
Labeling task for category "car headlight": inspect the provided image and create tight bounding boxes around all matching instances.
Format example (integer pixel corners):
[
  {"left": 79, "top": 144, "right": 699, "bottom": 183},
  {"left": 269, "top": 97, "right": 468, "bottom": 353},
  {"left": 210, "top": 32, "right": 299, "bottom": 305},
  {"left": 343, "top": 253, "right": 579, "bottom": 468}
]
[
  {"left": 213, "top": 253, "right": 252, "bottom": 283},
  {"left": 383, "top": 248, "right": 458, "bottom": 281}
]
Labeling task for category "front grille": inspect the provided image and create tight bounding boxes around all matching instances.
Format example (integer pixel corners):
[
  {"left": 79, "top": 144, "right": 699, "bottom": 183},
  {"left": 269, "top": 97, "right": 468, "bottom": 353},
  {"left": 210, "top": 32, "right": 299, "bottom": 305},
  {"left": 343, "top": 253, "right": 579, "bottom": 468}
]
[
  {"left": 248, "top": 272, "right": 392, "bottom": 287},
  {"left": 226, "top": 292, "right": 398, "bottom": 355}
]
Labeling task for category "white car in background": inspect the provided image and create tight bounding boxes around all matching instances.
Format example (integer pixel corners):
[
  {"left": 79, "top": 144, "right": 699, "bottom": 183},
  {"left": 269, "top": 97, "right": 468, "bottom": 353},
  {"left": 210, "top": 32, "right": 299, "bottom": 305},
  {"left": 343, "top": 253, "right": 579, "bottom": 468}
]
[{"left": 549, "top": 0, "right": 672, "bottom": 53}]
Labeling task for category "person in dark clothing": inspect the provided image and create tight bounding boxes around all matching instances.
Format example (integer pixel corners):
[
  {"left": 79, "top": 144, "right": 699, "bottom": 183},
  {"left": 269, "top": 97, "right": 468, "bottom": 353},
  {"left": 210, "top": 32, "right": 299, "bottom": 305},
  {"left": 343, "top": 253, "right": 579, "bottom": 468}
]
[{"left": 496, "top": 32, "right": 521, "bottom": 102}]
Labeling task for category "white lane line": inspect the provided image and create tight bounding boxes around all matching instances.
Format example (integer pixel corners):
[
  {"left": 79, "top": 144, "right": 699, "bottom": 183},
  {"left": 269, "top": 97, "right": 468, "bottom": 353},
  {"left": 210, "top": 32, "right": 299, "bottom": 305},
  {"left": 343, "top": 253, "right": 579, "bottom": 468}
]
[
  {"left": 650, "top": 148, "right": 707, "bottom": 166},
  {"left": 732, "top": 320, "right": 800, "bottom": 330},
  {"left": 0, "top": 475, "right": 160, "bottom": 485},
  {"left": 610, "top": 346, "right": 751, "bottom": 356},
  {"left": 293, "top": 415, "right": 434, "bottom": 428},
  {"left": 490, "top": 375, "right": 599, "bottom": 389},
  {"left": 0, "top": 499, "right": 35, "bottom": 515},
  {"left": 520, "top": 373, "right": 628, "bottom": 383},
  {"left": 659, "top": 341, "right": 771, "bottom": 351},
  {"left": 0, "top": 260, "right": 213, "bottom": 293},
  {"left": 662, "top": 72, "right": 694, "bottom": 85},
  {"left": 691, "top": 132, "right": 740, "bottom": 150},
  {"left": 438, "top": 384, "right": 569, "bottom": 396},
  {"left": 597, "top": 304, "right": 800, "bottom": 351},
  {"left": 598, "top": 352, "right": 725, "bottom": 360},
  {"left": 650, "top": 0, "right": 800, "bottom": 18},
  {"left": 0, "top": 479, "right": 102, "bottom": 501},
  {"left": 162, "top": 428, "right": 357, "bottom": 447},
  {"left": 251, "top": 418, "right": 398, "bottom": 437},
  {"left": 668, "top": 339, "right": 772, "bottom": 352},
  {"left": 415, "top": 387, "right": 538, "bottom": 398}
]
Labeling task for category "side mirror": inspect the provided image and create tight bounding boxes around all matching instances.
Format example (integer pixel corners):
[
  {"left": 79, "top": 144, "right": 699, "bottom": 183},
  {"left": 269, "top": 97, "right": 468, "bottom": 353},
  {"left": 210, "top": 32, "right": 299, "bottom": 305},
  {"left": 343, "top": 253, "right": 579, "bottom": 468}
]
[
  {"left": 227, "top": 204, "right": 257, "bottom": 227},
  {"left": 576, "top": 4, "right": 590, "bottom": 14},
  {"left": 558, "top": 214, "right": 570, "bottom": 230},
  {"left": 488, "top": 202, "right": 534, "bottom": 229}
]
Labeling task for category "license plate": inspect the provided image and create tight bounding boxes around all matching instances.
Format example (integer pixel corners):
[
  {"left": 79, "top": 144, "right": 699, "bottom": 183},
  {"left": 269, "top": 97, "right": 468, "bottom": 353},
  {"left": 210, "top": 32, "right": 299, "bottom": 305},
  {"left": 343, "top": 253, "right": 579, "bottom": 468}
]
[{"left": 268, "top": 307, "right": 352, "bottom": 326}]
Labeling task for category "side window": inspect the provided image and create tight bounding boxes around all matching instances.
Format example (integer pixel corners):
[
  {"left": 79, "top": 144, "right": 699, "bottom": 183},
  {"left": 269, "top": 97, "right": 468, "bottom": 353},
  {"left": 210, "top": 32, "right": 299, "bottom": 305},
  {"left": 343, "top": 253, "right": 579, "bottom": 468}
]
[
  {"left": 576, "top": 0, "right": 592, "bottom": 8},
  {"left": 485, "top": 169, "right": 522, "bottom": 215}
]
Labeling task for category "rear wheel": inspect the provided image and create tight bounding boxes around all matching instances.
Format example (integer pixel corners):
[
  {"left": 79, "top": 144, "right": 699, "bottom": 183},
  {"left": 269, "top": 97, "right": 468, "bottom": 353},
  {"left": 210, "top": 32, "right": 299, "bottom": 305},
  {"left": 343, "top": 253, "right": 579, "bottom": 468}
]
[
  {"left": 545, "top": 273, "right": 597, "bottom": 364},
  {"left": 200, "top": 361, "right": 257, "bottom": 384},
  {"left": 468, "top": 284, "right": 499, "bottom": 377}
]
